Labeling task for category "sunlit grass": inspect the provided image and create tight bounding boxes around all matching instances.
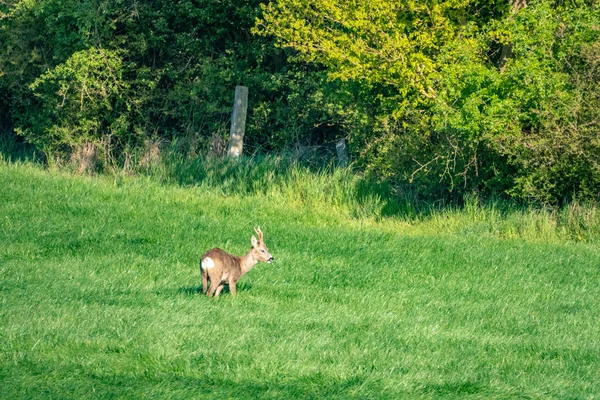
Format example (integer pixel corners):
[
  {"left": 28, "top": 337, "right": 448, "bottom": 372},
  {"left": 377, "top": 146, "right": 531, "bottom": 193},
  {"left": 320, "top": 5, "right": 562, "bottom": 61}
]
[
  {"left": 140, "top": 152, "right": 600, "bottom": 244},
  {"left": 1, "top": 161, "right": 599, "bottom": 398}
]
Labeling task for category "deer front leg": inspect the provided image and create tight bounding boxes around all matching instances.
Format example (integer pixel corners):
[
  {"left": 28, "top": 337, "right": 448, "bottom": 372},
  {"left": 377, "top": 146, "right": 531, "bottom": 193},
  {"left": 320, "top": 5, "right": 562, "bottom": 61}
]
[{"left": 229, "top": 278, "right": 238, "bottom": 296}]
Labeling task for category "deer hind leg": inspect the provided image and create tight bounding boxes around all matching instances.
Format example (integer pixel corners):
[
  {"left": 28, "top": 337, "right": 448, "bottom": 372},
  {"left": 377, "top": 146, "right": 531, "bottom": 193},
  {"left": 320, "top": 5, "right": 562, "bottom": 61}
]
[
  {"left": 202, "top": 275, "right": 209, "bottom": 295},
  {"left": 201, "top": 257, "right": 218, "bottom": 296},
  {"left": 207, "top": 281, "right": 223, "bottom": 297},
  {"left": 206, "top": 272, "right": 224, "bottom": 297},
  {"left": 201, "top": 269, "right": 208, "bottom": 294}
]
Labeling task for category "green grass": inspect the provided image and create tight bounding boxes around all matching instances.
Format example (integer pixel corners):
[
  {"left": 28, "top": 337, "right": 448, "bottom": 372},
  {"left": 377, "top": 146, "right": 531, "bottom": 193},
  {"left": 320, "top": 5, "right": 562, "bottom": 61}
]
[
  {"left": 136, "top": 151, "right": 600, "bottom": 244},
  {"left": 1, "top": 161, "right": 600, "bottom": 399}
]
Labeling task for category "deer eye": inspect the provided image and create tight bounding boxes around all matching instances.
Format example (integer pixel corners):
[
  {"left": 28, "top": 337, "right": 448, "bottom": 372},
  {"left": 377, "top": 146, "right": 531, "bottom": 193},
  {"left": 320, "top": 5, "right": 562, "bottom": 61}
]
[{"left": 260, "top": 249, "right": 265, "bottom": 253}]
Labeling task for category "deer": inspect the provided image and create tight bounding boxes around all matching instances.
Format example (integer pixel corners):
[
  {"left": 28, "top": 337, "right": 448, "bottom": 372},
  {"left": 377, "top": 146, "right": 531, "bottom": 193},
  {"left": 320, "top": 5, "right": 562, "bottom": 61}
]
[{"left": 200, "top": 227, "right": 274, "bottom": 297}]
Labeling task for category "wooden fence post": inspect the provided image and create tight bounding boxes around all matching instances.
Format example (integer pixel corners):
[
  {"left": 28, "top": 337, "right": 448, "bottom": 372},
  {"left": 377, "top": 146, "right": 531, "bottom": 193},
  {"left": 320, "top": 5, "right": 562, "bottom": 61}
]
[
  {"left": 336, "top": 138, "right": 349, "bottom": 167},
  {"left": 227, "top": 85, "right": 248, "bottom": 158}
]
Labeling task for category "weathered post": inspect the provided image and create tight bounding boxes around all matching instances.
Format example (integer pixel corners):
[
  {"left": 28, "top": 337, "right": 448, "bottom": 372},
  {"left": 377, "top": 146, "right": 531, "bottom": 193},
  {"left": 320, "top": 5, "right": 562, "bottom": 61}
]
[
  {"left": 336, "top": 138, "right": 349, "bottom": 167},
  {"left": 227, "top": 85, "right": 248, "bottom": 158}
]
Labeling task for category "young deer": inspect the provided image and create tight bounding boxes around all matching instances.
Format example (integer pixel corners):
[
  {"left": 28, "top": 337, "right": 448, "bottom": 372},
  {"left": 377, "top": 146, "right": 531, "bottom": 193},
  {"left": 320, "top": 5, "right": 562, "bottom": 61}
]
[{"left": 200, "top": 227, "right": 274, "bottom": 297}]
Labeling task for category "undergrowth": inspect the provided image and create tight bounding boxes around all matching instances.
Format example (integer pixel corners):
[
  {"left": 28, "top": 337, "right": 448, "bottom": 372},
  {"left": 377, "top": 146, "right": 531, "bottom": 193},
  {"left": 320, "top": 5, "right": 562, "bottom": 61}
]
[
  {"left": 2, "top": 146, "right": 600, "bottom": 244},
  {"left": 134, "top": 150, "right": 600, "bottom": 244}
]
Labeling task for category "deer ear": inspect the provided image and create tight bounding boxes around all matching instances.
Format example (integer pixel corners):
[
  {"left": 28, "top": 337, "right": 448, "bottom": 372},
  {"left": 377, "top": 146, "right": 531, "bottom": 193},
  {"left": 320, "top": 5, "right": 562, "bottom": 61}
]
[{"left": 251, "top": 235, "right": 258, "bottom": 248}]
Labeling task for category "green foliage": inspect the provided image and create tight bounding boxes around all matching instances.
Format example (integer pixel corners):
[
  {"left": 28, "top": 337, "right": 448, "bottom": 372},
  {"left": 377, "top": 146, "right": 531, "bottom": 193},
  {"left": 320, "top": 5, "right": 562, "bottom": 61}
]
[
  {"left": 432, "top": 2, "right": 600, "bottom": 202},
  {"left": 24, "top": 48, "right": 131, "bottom": 153},
  {"left": 0, "top": 0, "right": 343, "bottom": 161},
  {"left": 256, "top": 0, "right": 472, "bottom": 106},
  {"left": 257, "top": 0, "right": 600, "bottom": 204}
]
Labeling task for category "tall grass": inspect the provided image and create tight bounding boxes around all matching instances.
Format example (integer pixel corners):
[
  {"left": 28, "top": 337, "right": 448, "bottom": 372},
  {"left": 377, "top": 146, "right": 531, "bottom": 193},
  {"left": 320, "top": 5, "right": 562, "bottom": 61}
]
[
  {"left": 144, "top": 152, "right": 388, "bottom": 218},
  {"left": 412, "top": 195, "right": 600, "bottom": 244},
  {"left": 128, "top": 149, "right": 600, "bottom": 244},
  {"left": 0, "top": 133, "right": 40, "bottom": 164},
  {"left": 2, "top": 141, "right": 600, "bottom": 243}
]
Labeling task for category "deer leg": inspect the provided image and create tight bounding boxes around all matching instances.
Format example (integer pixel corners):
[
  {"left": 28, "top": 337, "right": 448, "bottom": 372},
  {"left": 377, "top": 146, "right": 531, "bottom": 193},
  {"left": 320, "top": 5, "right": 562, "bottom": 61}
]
[
  {"left": 207, "top": 279, "right": 220, "bottom": 297},
  {"left": 201, "top": 272, "right": 208, "bottom": 294},
  {"left": 214, "top": 284, "right": 225, "bottom": 298},
  {"left": 229, "top": 279, "right": 238, "bottom": 297}
]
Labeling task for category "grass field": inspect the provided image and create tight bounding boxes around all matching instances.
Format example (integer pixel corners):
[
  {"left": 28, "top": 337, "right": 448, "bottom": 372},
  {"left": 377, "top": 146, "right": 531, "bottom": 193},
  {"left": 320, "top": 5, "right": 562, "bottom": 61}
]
[{"left": 1, "top": 161, "right": 599, "bottom": 399}]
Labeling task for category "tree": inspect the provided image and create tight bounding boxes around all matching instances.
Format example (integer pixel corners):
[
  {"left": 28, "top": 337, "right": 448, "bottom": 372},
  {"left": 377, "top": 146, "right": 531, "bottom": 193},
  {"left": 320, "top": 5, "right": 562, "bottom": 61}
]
[
  {"left": 257, "top": 0, "right": 600, "bottom": 203},
  {"left": 0, "top": 0, "right": 344, "bottom": 164}
]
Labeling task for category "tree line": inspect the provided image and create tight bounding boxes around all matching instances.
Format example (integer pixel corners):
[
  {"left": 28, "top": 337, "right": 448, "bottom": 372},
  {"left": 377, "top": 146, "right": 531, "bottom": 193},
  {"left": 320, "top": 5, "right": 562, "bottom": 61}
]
[{"left": 1, "top": 0, "right": 599, "bottom": 204}]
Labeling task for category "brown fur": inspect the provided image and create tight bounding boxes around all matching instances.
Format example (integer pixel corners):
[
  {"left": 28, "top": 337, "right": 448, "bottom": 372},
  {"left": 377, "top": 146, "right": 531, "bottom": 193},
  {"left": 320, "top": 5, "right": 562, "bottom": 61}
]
[{"left": 200, "top": 227, "right": 273, "bottom": 297}]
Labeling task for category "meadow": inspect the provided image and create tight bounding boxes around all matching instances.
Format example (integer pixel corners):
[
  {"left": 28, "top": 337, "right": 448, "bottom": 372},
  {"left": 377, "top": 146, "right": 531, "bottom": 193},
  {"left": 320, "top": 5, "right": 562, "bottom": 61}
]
[{"left": 1, "top": 160, "right": 599, "bottom": 399}]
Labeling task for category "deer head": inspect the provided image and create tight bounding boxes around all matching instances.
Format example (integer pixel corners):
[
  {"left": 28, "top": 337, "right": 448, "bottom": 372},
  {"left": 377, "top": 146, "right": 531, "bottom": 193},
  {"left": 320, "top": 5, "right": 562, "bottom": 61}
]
[{"left": 251, "top": 226, "right": 274, "bottom": 263}]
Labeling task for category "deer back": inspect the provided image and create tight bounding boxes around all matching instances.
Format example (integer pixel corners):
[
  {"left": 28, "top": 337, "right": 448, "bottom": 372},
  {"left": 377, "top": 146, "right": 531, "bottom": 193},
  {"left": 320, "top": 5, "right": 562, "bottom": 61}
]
[{"left": 201, "top": 248, "right": 242, "bottom": 275}]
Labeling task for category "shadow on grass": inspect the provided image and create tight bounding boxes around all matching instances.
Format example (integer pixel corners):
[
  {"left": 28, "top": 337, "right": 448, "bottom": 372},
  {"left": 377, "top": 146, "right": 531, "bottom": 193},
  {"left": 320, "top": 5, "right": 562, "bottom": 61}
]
[
  {"left": 177, "top": 281, "right": 253, "bottom": 296},
  {"left": 418, "top": 380, "right": 485, "bottom": 396},
  {"left": 47, "top": 372, "right": 389, "bottom": 399},
  {"left": 178, "top": 286, "right": 202, "bottom": 295},
  {"left": 21, "top": 367, "right": 494, "bottom": 399}
]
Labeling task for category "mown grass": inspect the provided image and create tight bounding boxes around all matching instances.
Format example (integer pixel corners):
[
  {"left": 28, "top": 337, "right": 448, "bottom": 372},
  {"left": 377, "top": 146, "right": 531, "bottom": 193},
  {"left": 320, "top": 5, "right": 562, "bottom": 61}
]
[{"left": 1, "top": 161, "right": 600, "bottom": 399}]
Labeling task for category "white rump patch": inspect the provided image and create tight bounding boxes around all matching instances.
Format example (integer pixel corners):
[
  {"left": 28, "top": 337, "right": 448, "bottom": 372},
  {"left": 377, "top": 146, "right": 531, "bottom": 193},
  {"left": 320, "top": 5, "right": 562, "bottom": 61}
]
[{"left": 202, "top": 257, "right": 215, "bottom": 269}]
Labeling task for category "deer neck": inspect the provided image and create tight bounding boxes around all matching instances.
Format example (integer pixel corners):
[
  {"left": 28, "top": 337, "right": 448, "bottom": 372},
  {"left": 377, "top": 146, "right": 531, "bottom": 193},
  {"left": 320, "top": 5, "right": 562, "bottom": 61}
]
[{"left": 240, "top": 250, "right": 258, "bottom": 276}]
